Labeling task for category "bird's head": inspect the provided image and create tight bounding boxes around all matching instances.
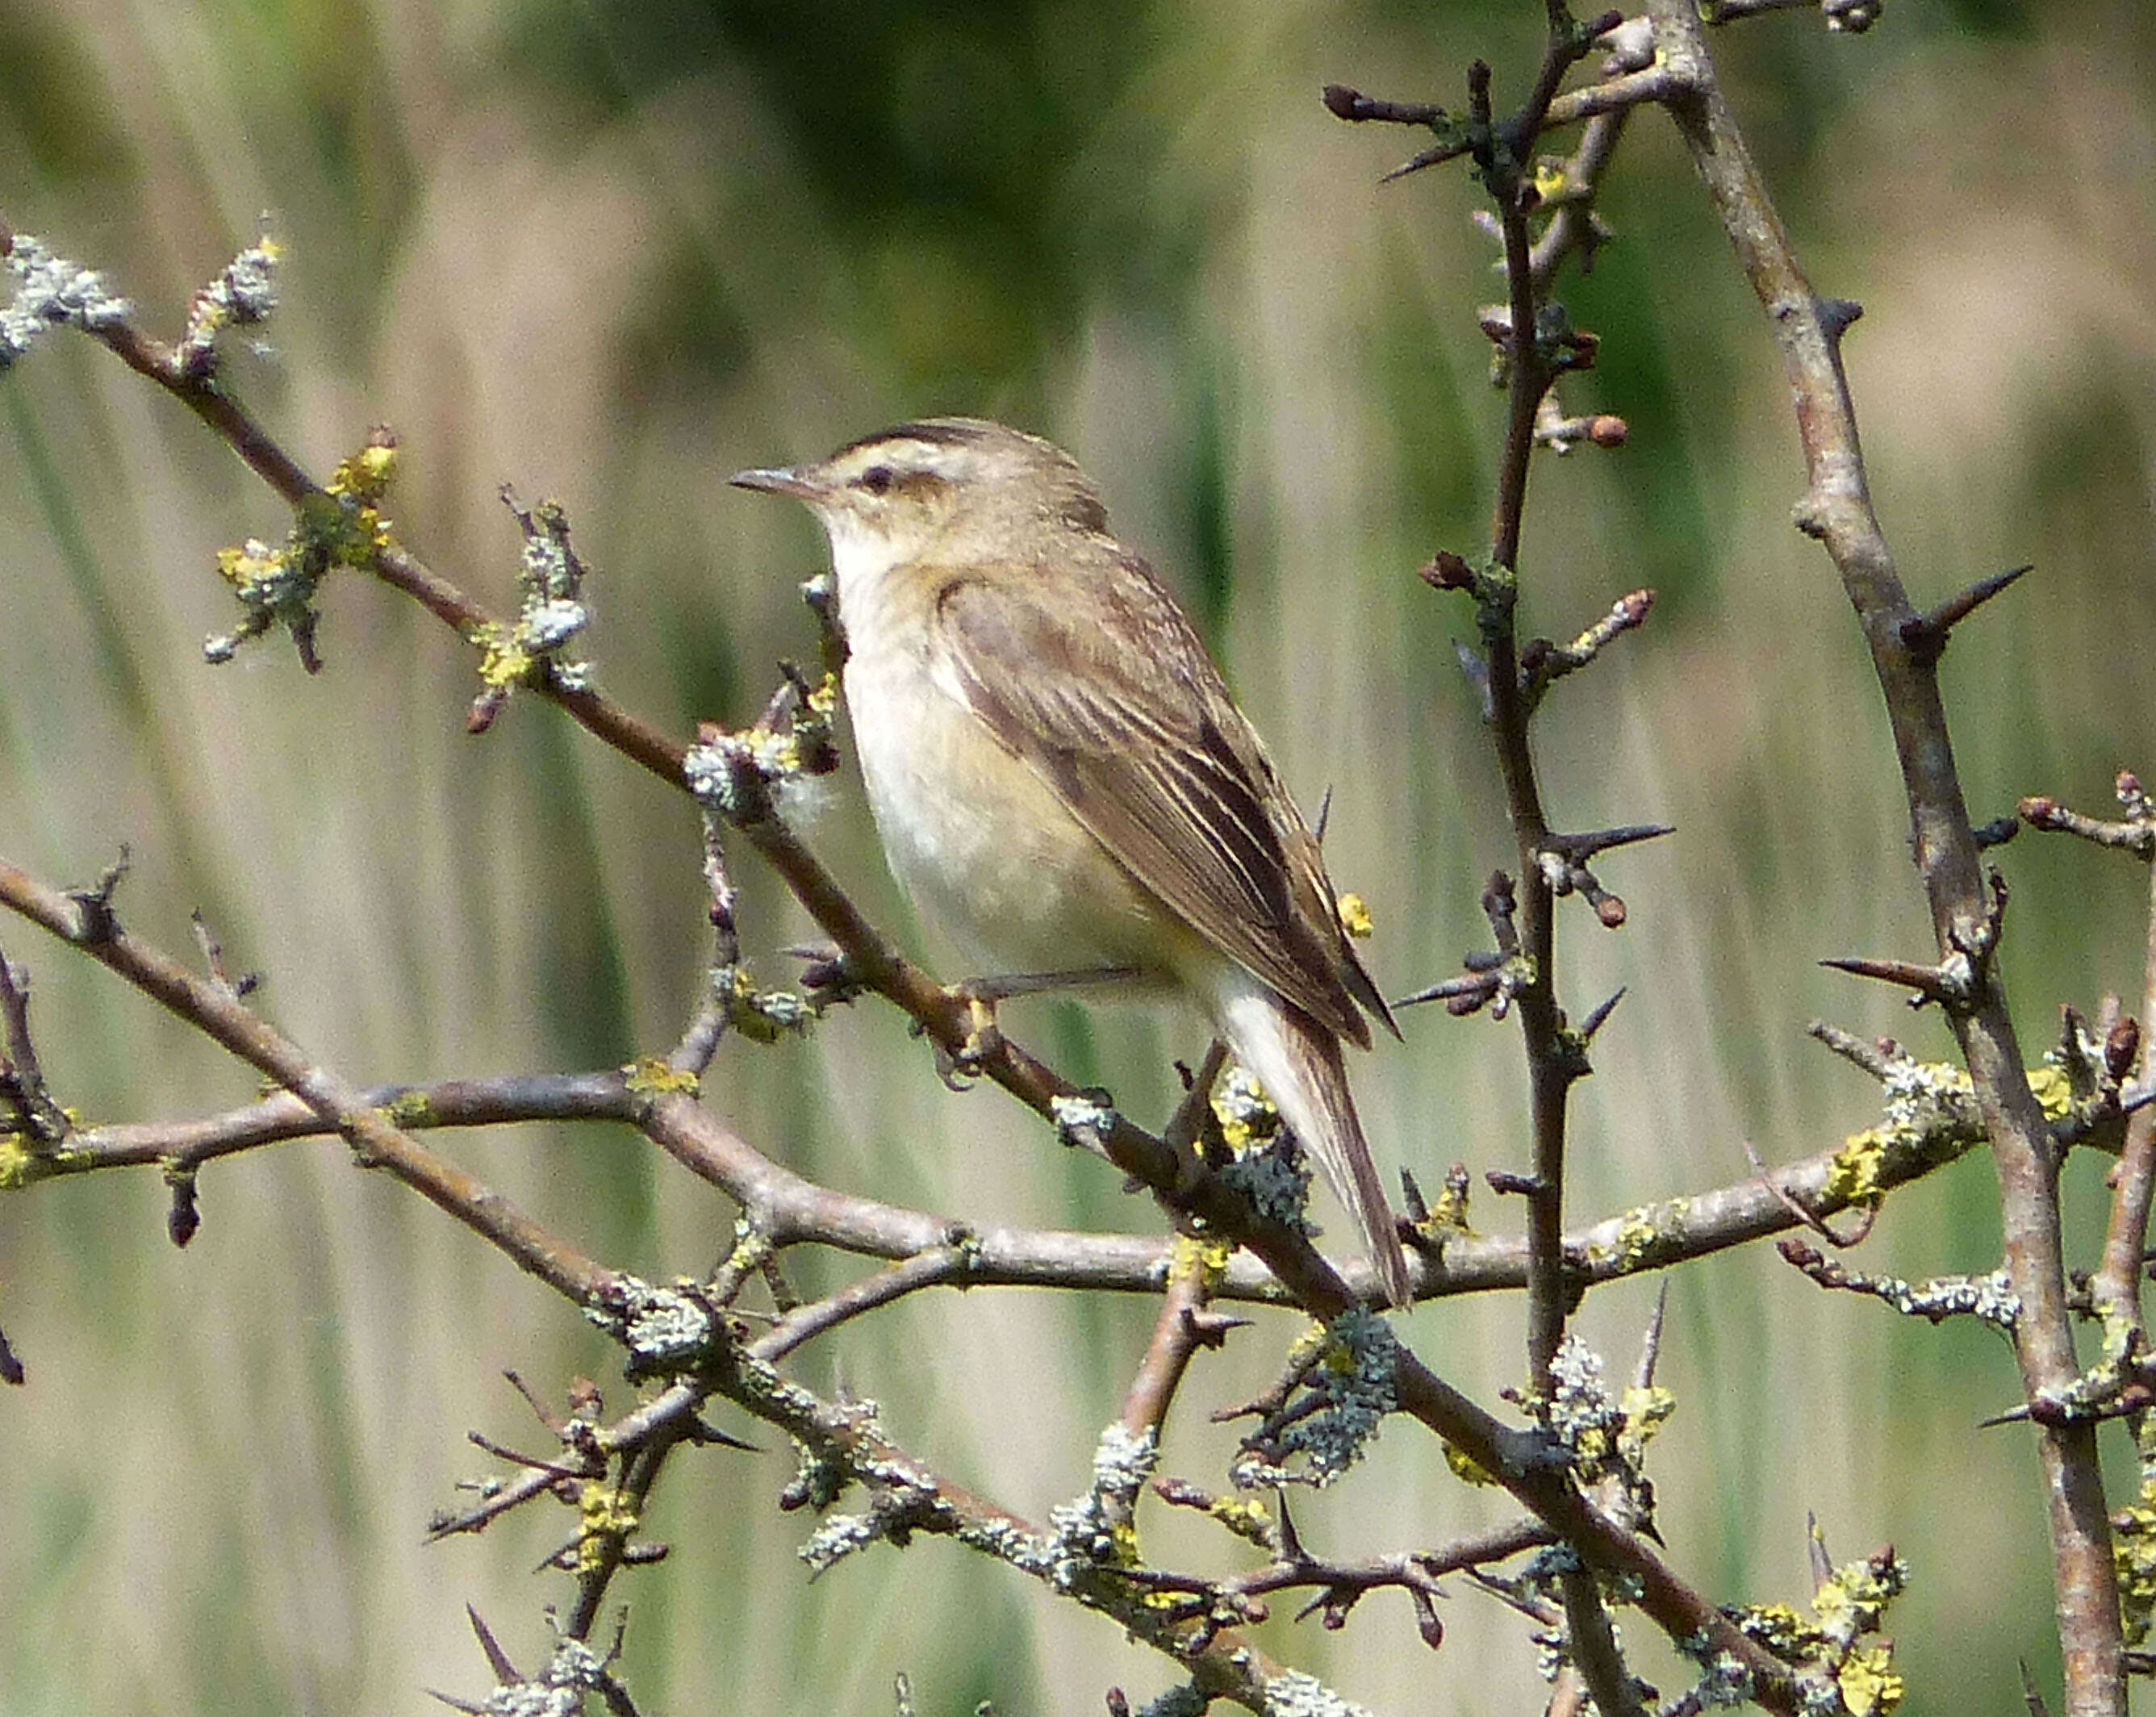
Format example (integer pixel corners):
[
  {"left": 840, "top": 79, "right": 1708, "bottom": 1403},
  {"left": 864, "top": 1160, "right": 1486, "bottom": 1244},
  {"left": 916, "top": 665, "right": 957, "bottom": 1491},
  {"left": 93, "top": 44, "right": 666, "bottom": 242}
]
[{"left": 731, "top": 418, "right": 1109, "bottom": 575}]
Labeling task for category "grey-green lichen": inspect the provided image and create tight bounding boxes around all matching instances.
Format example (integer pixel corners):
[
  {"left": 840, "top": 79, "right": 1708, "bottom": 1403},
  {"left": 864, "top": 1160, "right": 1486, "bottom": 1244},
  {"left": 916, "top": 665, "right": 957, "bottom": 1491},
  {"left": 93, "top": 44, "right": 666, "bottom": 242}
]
[
  {"left": 1049, "top": 1092, "right": 1121, "bottom": 1151},
  {"left": 467, "top": 494, "right": 595, "bottom": 725},
  {"left": 175, "top": 237, "right": 280, "bottom": 377},
  {"left": 1045, "top": 1423, "right": 1157, "bottom": 1588},
  {"left": 1817, "top": 1052, "right": 2045, "bottom": 1211},
  {"left": 800, "top": 1506, "right": 891, "bottom": 1573},
  {"left": 583, "top": 1275, "right": 716, "bottom": 1376},
  {"left": 1260, "top": 1669, "right": 1374, "bottom": 1717},
  {"left": 713, "top": 964, "right": 813, "bottom": 1043},
  {"left": 683, "top": 674, "right": 841, "bottom": 826},
  {"left": 1670, "top": 1633, "right": 1757, "bottom": 1711},
  {"left": 1868, "top": 1266, "right": 2019, "bottom": 1331},
  {"left": 1537, "top": 1334, "right": 1673, "bottom": 1530},
  {"left": 1134, "top": 1684, "right": 1210, "bottom": 1717},
  {"left": 1719, "top": 1551, "right": 1908, "bottom": 1716},
  {"left": 1210, "top": 1065, "right": 1279, "bottom": 1151},
  {"left": 1213, "top": 1065, "right": 1314, "bottom": 1234},
  {"left": 798, "top": 1452, "right": 944, "bottom": 1577},
  {"left": 471, "top": 1634, "right": 609, "bottom": 1717},
  {"left": 786, "top": 1436, "right": 849, "bottom": 1515},
  {"left": 1231, "top": 1308, "right": 1396, "bottom": 1489},
  {"left": 1217, "top": 1146, "right": 1314, "bottom": 1235},
  {"left": 1, "top": 232, "right": 130, "bottom": 366}
]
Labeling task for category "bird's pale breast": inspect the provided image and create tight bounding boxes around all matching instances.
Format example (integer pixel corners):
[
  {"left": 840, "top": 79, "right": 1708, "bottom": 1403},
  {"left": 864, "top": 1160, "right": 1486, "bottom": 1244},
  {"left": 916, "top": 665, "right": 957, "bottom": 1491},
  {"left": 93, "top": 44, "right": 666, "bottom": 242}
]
[{"left": 842, "top": 615, "right": 1181, "bottom": 984}]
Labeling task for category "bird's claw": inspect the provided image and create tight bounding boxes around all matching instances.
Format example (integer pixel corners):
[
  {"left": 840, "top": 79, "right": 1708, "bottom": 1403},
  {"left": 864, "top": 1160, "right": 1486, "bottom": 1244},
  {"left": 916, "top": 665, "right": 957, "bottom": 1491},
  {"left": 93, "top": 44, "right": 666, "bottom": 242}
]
[{"left": 934, "top": 988, "right": 1003, "bottom": 1088}]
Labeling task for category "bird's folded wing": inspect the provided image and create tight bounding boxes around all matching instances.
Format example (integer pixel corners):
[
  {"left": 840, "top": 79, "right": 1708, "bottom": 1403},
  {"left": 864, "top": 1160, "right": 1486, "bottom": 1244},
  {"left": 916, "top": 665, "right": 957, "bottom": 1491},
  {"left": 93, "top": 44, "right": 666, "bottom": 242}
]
[{"left": 931, "top": 560, "right": 1373, "bottom": 1047}]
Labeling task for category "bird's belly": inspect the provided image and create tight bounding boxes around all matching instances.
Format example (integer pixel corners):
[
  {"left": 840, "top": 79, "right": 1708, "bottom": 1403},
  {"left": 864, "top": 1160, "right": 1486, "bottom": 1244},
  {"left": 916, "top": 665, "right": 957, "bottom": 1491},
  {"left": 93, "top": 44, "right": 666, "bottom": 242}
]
[{"left": 846, "top": 658, "right": 1172, "bottom": 980}]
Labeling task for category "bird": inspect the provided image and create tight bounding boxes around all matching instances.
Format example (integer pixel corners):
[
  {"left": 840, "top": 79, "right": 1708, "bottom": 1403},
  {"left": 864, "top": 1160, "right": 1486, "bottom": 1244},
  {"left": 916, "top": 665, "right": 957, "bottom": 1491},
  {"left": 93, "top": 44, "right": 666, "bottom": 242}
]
[{"left": 732, "top": 418, "right": 1411, "bottom": 1306}]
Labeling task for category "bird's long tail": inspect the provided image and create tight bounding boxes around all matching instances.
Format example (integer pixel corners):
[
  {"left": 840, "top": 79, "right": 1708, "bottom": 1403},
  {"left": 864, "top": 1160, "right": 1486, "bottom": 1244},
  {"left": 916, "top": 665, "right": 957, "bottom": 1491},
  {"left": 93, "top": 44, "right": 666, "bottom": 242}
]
[{"left": 1213, "top": 980, "right": 1412, "bottom": 1308}]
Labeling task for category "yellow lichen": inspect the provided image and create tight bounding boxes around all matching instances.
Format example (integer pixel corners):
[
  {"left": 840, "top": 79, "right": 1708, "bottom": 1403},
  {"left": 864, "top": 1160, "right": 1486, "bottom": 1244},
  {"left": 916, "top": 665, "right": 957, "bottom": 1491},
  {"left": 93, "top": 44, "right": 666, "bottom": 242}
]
[
  {"left": 1205, "top": 1493, "right": 1273, "bottom": 1544},
  {"left": 1732, "top": 1602, "right": 1809, "bottom": 1655},
  {"left": 1597, "top": 1200, "right": 1687, "bottom": 1272},
  {"left": 325, "top": 437, "right": 398, "bottom": 501},
  {"left": 1619, "top": 1383, "right": 1676, "bottom": 1466},
  {"left": 2115, "top": 1491, "right": 2156, "bottom": 1645},
  {"left": 1169, "top": 1232, "right": 1232, "bottom": 1291},
  {"left": 470, "top": 620, "right": 533, "bottom": 691},
  {"left": 624, "top": 1057, "right": 700, "bottom": 1098},
  {"left": 0, "top": 1133, "right": 44, "bottom": 1189},
  {"left": 717, "top": 967, "right": 810, "bottom": 1044},
  {"left": 0, "top": 1133, "right": 86, "bottom": 1188},
  {"left": 577, "top": 1484, "right": 641, "bottom": 1569},
  {"left": 1837, "top": 1645, "right": 1903, "bottom": 1715},
  {"left": 1336, "top": 892, "right": 1373, "bottom": 939},
  {"left": 215, "top": 539, "right": 284, "bottom": 589},
  {"left": 381, "top": 1090, "right": 433, "bottom": 1127},
  {"left": 721, "top": 1222, "right": 771, "bottom": 1276},
  {"left": 1824, "top": 1130, "right": 1889, "bottom": 1205},
  {"left": 1106, "top": 1519, "right": 1141, "bottom": 1567},
  {"left": 1442, "top": 1439, "right": 1499, "bottom": 1486},
  {"left": 2024, "top": 1063, "right": 2074, "bottom": 1122},
  {"left": 1423, "top": 1175, "right": 1472, "bottom": 1234},
  {"left": 1211, "top": 1066, "right": 1279, "bottom": 1155}
]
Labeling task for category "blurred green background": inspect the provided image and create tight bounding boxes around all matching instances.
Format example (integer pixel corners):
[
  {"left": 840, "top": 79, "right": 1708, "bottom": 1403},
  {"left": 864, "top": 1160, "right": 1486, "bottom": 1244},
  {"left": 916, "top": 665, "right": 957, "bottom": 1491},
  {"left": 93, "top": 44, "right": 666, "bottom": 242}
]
[{"left": 3, "top": 0, "right": 2154, "bottom": 1711}]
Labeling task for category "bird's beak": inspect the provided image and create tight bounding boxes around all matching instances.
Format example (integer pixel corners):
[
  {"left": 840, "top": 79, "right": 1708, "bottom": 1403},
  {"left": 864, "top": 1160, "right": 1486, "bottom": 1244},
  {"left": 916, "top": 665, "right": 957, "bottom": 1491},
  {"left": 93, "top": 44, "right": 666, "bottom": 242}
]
[{"left": 729, "top": 465, "right": 821, "bottom": 500}]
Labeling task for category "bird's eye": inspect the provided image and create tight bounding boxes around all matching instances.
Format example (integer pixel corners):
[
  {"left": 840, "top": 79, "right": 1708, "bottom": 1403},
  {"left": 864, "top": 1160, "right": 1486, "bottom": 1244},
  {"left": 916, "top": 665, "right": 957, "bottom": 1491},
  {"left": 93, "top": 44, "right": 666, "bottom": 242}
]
[{"left": 855, "top": 464, "right": 896, "bottom": 495}]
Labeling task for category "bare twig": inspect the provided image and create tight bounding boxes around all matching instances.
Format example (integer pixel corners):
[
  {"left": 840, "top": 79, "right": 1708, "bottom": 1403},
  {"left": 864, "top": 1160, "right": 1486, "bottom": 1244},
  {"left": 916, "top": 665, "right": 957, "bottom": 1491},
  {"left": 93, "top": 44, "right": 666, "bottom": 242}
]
[
  {"left": 1119, "top": 1257, "right": 1231, "bottom": 1441},
  {"left": 0, "top": 857, "right": 615, "bottom": 1306},
  {"left": 0, "top": 948, "right": 69, "bottom": 1146}
]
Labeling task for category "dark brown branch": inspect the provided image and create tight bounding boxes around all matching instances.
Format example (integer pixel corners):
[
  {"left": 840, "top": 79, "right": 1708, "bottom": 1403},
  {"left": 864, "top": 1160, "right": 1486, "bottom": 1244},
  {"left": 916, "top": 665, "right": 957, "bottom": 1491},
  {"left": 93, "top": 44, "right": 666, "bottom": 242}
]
[
  {"left": 1458, "top": 11, "right": 1648, "bottom": 1707},
  {"left": 1321, "top": 85, "right": 1449, "bottom": 127},
  {"left": 1644, "top": 2, "right": 2122, "bottom": 1707}
]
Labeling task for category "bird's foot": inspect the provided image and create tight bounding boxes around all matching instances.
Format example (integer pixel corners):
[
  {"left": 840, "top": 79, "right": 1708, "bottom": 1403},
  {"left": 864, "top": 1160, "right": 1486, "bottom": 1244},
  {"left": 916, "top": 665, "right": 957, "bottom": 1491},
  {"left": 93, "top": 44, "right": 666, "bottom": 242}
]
[
  {"left": 932, "top": 987, "right": 1005, "bottom": 1088},
  {"left": 934, "top": 967, "right": 1142, "bottom": 1088}
]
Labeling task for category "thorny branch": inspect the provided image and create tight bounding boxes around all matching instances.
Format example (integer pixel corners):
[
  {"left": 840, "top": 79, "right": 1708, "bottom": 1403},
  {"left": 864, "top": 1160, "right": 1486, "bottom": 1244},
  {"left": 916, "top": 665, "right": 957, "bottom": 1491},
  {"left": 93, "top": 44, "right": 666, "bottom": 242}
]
[{"left": 1644, "top": 0, "right": 2122, "bottom": 1710}]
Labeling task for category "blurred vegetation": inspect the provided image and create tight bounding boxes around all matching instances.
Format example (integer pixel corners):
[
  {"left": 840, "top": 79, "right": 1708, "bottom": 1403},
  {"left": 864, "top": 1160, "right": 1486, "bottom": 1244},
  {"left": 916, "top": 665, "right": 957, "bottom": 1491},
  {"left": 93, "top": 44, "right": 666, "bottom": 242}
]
[{"left": 2, "top": 1, "right": 2154, "bottom": 1712}]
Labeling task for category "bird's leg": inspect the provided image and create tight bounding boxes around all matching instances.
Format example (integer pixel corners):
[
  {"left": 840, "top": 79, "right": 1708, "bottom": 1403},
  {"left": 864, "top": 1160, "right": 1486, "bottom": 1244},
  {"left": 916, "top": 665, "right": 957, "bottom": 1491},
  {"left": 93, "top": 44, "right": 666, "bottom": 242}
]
[{"left": 936, "top": 966, "right": 1145, "bottom": 1084}]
